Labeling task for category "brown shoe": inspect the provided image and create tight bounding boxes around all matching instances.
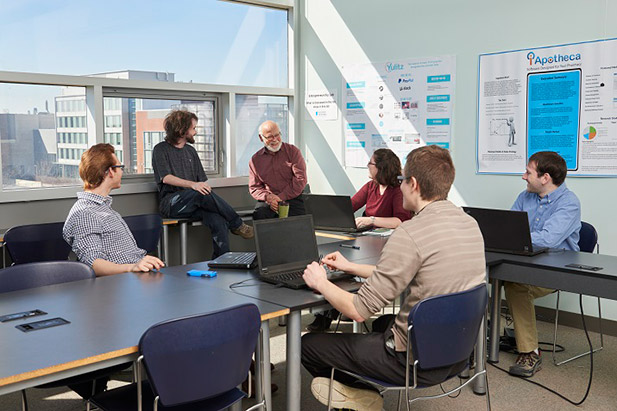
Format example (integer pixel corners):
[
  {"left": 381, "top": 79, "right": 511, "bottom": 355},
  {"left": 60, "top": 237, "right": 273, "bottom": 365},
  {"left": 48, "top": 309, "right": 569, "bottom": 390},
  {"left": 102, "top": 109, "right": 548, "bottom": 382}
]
[
  {"left": 232, "top": 223, "right": 254, "bottom": 239},
  {"left": 509, "top": 351, "right": 542, "bottom": 377}
]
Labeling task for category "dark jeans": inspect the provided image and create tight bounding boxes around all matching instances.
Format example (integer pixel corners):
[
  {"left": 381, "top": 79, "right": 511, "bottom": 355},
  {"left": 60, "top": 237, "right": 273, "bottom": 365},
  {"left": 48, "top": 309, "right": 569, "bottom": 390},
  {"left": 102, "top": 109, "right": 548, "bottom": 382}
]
[
  {"left": 301, "top": 315, "right": 467, "bottom": 388},
  {"left": 167, "top": 190, "right": 243, "bottom": 259},
  {"left": 253, "top": 195, "right": 306, "bottom": 220}
]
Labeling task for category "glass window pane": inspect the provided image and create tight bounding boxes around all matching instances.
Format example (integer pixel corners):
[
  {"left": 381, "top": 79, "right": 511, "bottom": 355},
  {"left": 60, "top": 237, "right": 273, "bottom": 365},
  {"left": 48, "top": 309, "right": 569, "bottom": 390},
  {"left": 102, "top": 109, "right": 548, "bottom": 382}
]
[
  {"left": 103, "top": 97, "right": 217, "bottom": 175},
  {"left": 234, "top": 95, "right": 289, "bottom": 177},
  {"left": 0, "top": 83, "right": 89, "bottom": 190},
  {"left": 2, "top": 1, "right": 288, "bottom": 88}
]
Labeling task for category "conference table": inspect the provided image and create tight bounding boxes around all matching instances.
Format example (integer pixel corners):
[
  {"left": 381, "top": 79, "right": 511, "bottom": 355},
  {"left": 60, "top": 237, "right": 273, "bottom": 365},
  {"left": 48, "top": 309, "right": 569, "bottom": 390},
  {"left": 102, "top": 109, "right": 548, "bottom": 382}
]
[
  {"left": 160, "top": 233, "right": 388, "bottom": 411},
  {"left": 0, "top": 271, "right": 289, "bottom": 410},
  {"left": 484, "top": 249, "right": 617, "bottom": 366}
]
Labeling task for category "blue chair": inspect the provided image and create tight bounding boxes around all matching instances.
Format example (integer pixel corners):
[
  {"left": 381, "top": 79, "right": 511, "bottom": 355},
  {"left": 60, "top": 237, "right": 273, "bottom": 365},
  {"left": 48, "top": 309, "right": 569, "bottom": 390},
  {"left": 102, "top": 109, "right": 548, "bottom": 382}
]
[
  {"left": 0, "top": 261, "right": 98, "bottom": 411},
  {"left": 552, "top": 221, "right": 603, "bottom": 365},
  {"left": 0, "top": 260, "right": 94, "bottom": 293},
  {"left": 90, "top": 304, "right": 266, "bottom": 411},
  {"left": 4, "top": 222, "right": 71, "bottom": 264},
  {"left": 123, "top": 214, "right": 162, "bottom": 254},
  {"left": 326, "top": 284, "right": 489, "bottom": 411}
]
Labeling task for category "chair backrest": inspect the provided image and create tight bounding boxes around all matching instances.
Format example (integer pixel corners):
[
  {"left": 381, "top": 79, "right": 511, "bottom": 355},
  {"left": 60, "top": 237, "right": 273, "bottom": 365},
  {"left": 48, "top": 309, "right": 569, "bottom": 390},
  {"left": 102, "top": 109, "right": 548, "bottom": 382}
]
[
  {"left": 4, "top": 222, "right": 71, "bottom": 264},
  {"left": 139, "top": 303, "right": 261, "bottom": 407},
  {"left": 123, "top": 214, "right": 162, "bottom": 253},
  {"left": 578, "top": 221, "right": 598, "bottom": 253},
  {"left": 408, "top": 283, "right": 487, "bottom": 370},
  {"left": 0, "top": 261, "right": 95, "bottom": 293}
]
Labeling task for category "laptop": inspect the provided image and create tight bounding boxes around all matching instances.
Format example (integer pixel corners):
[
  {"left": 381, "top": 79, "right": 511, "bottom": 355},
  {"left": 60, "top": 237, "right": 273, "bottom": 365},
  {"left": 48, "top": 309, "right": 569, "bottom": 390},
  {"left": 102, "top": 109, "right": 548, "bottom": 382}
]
[
  {"left": 253, "top": 215, "right": 351, "bottom": 289},
  {"left": 304, "top": 194, "right": 372, "bottom": 233},
  {"left": 208, "top": 251, "right": 257, "bottom": 269},
  {"left": 463, "top": 207, "right": 548, "bottom": 256}
]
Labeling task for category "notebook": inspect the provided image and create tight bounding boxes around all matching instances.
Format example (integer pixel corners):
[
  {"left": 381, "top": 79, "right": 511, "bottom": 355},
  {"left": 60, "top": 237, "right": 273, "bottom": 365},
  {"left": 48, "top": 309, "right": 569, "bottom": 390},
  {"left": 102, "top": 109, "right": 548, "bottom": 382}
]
[
  {"left": 463, "top": 207, "right": 548, "bottom": 256},
  {"left": 208, "top": 251, "right": 256, "bottom": 269},
  {"left": 304, "top": 194, "right": 372, "bottom": 233},
  {"left": 253, "top": 215, "right": 351, "bottom": 289}
]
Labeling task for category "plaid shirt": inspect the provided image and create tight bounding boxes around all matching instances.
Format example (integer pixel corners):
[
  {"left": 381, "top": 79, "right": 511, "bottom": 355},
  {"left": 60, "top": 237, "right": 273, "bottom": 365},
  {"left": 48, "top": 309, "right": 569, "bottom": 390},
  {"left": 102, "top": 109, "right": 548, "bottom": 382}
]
[{"left": 63, "top": 192, "right": 146, "bottom": 267}]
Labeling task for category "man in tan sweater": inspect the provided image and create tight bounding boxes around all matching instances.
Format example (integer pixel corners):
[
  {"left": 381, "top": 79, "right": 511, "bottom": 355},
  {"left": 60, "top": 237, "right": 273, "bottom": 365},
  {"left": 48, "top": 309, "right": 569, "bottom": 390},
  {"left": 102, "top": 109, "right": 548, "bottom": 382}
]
[{"left": 302, "top": 145, "right": 486, "bottom": 410}]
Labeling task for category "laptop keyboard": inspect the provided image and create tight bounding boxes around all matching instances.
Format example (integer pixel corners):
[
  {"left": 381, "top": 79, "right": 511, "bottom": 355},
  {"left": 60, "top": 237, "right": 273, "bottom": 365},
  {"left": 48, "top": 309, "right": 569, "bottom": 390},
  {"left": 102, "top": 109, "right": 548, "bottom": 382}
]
[
  {"left": 271, "top": 270, "right": 304, "bottom": 282},
  {"left": 229, "top": 253, "right": 256, "bottom": 264}
]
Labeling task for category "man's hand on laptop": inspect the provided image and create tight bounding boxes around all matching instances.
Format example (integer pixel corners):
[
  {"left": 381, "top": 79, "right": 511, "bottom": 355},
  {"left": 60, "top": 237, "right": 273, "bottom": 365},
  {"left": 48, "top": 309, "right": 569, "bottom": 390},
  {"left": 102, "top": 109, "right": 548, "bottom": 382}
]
[
  {"left": 322, "top": 251, "right": 352, "bottom": 272},
  {"left": 131, "top": 255, "right": 165, "bottom": 273},
  {"left": 303, "top": 261, "right": 328, "bottom": 290}
]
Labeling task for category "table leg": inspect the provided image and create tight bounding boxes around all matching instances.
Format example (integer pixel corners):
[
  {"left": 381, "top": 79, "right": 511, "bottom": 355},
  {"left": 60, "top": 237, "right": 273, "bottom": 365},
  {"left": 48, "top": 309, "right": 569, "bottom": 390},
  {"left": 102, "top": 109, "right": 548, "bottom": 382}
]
[
  {"left": 286, "top": 311, "right": 301, "bottom": 411},
  {"left": 180, "top": 222, "right": 188, "bottom": 265},
  {"left": 488, "top": 278, "right": 502, "bottom": 363},
  {"left": 255, "top": 320, "right": 272, "bottom": 411},
  {"left": 162, "top": 225, "right": 169, "bottom": 266}
]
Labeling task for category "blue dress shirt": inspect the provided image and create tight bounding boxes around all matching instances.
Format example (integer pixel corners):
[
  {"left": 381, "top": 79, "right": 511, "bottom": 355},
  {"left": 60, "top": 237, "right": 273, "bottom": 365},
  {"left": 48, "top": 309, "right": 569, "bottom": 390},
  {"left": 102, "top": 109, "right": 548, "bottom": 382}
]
[{"left": 511, "top": 183, "right": 581, "bottom": 251}]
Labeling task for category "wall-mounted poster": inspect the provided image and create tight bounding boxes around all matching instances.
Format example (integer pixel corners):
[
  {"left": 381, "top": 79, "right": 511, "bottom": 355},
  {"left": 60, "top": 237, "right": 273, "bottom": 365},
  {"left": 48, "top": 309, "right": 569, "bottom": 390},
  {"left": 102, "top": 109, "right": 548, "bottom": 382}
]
[
  {"left": 341, "top": 55, "right": 455, "bottom": 167},
  {"left": 478, "top": 38, "right": 617, "bottom": 176}
]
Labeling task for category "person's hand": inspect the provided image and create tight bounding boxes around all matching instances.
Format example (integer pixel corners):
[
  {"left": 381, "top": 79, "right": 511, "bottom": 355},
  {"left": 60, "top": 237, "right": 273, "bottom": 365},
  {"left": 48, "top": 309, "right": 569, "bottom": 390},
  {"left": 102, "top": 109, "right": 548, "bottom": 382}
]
[
  {"left": 322, "top": 251, "right": 352, "bottom": 272},
  {"left": 131, "top": 255, "right": 165, "bottom": 272},
  {"left": 191, "top": 181, "right": 212, "bottom": 195},
  {"left": 266, "top": 193, "right": 282, "bottom": 212},
  {"left": 355, "top": 216, "right": 373, "bottom": 228},
  {"left": 303, "top": 261, "right": 328, "bottom": 291}
]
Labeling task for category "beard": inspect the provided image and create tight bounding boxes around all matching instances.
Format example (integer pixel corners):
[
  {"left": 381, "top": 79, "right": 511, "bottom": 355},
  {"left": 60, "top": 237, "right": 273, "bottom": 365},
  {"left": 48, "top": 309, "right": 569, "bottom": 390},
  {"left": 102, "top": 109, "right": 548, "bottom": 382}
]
[
  {"left": 186, "top": 135, "right": 196, "bottom": 144},
  {"left": 265, "top": 142, "right": 282, "bottom": 152}
]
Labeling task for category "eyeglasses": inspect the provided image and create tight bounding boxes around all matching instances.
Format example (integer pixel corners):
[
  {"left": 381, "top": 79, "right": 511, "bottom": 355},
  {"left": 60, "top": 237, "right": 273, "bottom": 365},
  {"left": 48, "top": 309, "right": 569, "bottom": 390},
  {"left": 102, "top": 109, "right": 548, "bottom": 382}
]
[
  {"left": 260, "top": 132, "right": 282, "bottom": 141},
  {"left": 397, "top": 175, "right": 411, "bottom": 182},
  {"left": 110, "top": 164, "right": 125, "bottom": 171}
]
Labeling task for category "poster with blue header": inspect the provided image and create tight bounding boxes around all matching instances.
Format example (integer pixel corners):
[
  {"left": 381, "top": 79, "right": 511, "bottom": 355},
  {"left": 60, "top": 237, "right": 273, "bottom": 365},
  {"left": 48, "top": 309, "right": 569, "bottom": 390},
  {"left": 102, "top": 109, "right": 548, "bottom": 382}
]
[{"left": 478, "top": 38, "right": 617, "bottom": 176}]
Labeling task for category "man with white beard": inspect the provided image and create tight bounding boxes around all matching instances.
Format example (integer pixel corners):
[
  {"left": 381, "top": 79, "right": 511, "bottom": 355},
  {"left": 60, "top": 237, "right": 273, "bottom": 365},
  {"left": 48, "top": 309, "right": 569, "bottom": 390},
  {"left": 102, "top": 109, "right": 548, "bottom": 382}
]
[{"left": 248, "top": 120, "right": 308, "bottom": 220}]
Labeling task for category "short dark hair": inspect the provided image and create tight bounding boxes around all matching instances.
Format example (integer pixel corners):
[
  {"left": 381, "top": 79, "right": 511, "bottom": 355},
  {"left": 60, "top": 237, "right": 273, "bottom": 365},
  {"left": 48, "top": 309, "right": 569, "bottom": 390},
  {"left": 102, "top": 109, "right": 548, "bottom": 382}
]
[
  {"left": 79, "top": 143, "right": 116, "bottom": 190},
  {"left": 164, "top": 110, "right": 198, "bottom": 145},
  {"left": 403, "top": 145, "right": 455, "bottom": 201},
  {"left": 373, "top": 148, "right": 402, "bottom": 188},
  {"left": 528, "top": 151, "right": 567, "bottom": 186}
]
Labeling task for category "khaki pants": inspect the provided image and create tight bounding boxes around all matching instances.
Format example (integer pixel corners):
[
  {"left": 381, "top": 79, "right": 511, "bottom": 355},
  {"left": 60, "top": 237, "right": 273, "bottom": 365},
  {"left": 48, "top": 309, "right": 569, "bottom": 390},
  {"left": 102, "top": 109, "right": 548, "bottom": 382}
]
[{"left": 504, "top": 282, "right": 554, "bottom": 353}]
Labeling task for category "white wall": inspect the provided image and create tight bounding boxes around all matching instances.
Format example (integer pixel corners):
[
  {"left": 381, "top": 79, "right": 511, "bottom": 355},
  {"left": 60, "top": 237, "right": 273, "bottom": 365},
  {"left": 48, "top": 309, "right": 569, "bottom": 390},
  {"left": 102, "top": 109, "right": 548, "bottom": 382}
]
[{"left": 298, "top": 0, "right": 617, "bottom": 319}]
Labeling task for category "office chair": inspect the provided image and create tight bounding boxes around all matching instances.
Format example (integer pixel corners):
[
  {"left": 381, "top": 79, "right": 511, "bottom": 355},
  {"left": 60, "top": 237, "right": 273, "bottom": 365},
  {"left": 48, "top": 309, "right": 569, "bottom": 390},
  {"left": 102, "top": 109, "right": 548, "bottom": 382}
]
[
  {"left": 552, "top": 221, "right": 603, "bottom": 365},
  {"left": 123, "top": 214, "right": 162, "bottom": 253},
  {"left": 326, "top": 284, "right": 489, "bottom": 411},
  {"left": 90, "top": 303, "right": 265, "bottom": 411},
  {"left": 3, "top": 222, "right": 71, "bottom": 264}
]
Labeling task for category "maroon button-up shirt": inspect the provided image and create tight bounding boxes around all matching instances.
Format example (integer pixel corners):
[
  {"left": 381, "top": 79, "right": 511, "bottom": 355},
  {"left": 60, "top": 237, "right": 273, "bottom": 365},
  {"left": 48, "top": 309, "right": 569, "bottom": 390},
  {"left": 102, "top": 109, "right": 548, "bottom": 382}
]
[{"left": 249, "top": 142, "right": 307, "bottom": 201}]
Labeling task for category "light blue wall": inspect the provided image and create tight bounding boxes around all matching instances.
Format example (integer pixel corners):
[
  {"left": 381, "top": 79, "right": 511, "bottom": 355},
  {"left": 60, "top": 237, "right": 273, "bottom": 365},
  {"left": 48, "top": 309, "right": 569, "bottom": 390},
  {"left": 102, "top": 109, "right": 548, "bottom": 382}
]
[{"left": 298, "top": 0, "right": 617, "bottom": 319}]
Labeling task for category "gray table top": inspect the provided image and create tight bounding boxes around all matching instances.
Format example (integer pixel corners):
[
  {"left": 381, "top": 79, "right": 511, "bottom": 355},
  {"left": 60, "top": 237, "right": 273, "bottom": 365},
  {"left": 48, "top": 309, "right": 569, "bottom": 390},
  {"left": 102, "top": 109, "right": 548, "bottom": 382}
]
[{"left": 0, "top": 272, "right": 287, "bottom": 390}]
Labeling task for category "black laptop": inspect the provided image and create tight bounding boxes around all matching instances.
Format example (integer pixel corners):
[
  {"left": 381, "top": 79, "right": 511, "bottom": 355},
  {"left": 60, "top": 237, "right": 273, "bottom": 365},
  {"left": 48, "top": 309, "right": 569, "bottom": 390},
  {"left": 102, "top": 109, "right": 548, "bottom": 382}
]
[
  {"left": 304, "top": 194, "right": 372, "bottom": 233},
  {"left": 208, "top": 251, "right": 256, "bottom": 269},
  {"left": 463, "top": 207, "right": 548, "bottom": 256},
  {"left": 253, "top": 215, "right": 351, "bottom": 289}
]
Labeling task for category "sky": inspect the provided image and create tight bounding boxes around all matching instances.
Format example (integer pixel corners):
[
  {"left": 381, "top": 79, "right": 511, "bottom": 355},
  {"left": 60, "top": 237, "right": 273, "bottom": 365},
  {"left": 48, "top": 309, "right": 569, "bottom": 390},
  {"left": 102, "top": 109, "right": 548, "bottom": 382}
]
[{"left": 0, "top": 0, "right": 288, "bottom": 113}]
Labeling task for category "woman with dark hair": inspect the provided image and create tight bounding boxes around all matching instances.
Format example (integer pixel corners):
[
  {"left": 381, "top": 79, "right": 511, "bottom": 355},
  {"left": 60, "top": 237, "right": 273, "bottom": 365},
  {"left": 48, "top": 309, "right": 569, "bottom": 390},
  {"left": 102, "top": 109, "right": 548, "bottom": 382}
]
[{"left": 352, "top": 148, "right": 411, "bottom": 229}]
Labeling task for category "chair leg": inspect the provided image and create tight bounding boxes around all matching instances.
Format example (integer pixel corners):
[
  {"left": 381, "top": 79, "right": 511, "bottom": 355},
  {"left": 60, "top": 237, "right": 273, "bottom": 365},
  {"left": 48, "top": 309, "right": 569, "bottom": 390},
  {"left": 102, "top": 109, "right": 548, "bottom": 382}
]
[
  {"left": 327, "top": 368, "right": 335, "bottom": 410},
  {"left": 553, "top": 292, "right": 604, "bottom": 366},
  {"left": 21, "top": 390, "right": 28, "bottom": 411}
]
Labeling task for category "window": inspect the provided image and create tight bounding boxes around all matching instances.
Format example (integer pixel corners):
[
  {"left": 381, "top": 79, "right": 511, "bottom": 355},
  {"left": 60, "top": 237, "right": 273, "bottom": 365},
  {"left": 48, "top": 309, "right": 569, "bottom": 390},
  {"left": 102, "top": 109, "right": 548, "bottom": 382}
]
[
  {"left": 102, "top": 97, "right": 218, "bottom": 175},
  {"left": 2, "top": 1, "right": 288, "bottom": 88},
  {"left": 234, "top": 95, "right": 289, "bottom": 177}
]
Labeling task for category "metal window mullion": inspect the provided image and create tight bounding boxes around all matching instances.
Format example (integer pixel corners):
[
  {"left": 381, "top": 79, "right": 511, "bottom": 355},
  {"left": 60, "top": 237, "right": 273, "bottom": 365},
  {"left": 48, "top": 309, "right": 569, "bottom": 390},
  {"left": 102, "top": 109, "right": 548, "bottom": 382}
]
[
  {"left": 86, "top": 85, "right": 104, "bottom": 145},
  {"left": 224, "top": 92, "right": 236, "bottom": 177}
]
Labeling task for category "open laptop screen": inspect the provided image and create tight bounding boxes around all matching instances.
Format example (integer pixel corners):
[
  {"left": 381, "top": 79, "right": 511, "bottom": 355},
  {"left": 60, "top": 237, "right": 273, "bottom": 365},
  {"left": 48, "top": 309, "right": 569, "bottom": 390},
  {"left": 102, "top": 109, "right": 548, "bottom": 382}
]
[
  {"left": 463, "top": 207, "right": 537, "bottom": 254},
  {"left": 254, "top": 215, "right": 319, "bottom": 274},
  {"left": 304, "top": 194, "right": 356, "bottom": 231}
]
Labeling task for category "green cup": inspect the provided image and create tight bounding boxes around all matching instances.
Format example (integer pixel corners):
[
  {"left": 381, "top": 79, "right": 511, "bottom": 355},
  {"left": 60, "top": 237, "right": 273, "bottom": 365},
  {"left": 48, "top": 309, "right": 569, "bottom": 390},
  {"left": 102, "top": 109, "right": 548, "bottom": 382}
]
[{"left": 278, "top": 201, "right": 290, "bottom": 218}]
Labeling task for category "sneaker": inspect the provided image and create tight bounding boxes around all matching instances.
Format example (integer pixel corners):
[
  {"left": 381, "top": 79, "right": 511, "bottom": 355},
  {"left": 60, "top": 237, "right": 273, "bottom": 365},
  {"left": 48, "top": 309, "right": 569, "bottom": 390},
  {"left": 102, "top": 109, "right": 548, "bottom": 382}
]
[
  {"left": 231, "top": 223, "right": 254, "bottom": 239},
  {"left": 509, "top": 351, "right": 542, "bottom": 377},
  {"left": 306, "top": 314, "right": 332, "bottom": 332},
  {"left": 311, "top": 377, "right": 383, "bottom": 411}
]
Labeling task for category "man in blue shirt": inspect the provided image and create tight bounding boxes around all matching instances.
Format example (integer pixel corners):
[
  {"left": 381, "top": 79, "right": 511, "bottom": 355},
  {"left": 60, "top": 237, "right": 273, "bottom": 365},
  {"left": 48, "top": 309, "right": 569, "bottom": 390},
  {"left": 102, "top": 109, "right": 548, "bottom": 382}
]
[{"left": 505, "top": 151, "right": 581, "bottom": 377}]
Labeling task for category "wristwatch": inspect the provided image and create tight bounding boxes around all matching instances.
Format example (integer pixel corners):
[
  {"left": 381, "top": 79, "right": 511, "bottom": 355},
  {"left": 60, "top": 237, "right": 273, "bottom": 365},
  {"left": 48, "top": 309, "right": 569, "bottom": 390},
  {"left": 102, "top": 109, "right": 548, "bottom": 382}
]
[{"left": 370, "top": 216, "right": 375, "bottom": 225}]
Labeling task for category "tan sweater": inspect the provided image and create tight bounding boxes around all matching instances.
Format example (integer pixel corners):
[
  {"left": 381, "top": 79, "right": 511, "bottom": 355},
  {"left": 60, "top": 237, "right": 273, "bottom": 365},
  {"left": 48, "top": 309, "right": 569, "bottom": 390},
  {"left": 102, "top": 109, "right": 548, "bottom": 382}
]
[{"left": 353, "top": 200, "right": 486, "bottom": 352}]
